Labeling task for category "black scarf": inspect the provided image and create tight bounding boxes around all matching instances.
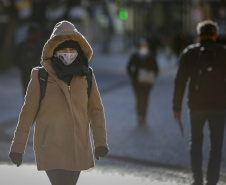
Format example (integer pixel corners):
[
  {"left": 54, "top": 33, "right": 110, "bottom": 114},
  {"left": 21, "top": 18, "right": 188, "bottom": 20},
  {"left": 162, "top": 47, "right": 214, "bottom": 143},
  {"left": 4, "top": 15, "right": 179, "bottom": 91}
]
[{"left": 51, "top": 53, "right": 89, "bottom": 85}]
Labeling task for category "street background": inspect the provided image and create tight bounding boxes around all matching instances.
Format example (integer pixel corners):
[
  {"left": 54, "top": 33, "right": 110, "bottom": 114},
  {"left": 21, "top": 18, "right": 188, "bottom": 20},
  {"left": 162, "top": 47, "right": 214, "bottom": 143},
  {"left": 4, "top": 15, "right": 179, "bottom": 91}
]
[{"left": 0, "top": 0, "right": 226, "bottom": 185}]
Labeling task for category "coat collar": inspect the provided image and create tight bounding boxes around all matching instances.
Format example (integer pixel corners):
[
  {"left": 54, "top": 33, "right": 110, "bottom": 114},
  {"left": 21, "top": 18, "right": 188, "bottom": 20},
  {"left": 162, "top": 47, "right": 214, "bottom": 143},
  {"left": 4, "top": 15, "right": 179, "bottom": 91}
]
[{"left": 41, "top": 59, "right": 68, "bottom": 90}]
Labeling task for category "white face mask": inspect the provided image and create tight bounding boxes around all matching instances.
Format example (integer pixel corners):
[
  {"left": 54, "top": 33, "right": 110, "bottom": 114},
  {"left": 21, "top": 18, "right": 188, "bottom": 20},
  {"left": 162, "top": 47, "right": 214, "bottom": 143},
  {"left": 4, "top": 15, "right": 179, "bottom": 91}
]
[
  {"left": 54, "top": 52, "right": 78, "bottom": 66},
  {"left": 139, "top": 48, "right": 149, "bottom": 55}
]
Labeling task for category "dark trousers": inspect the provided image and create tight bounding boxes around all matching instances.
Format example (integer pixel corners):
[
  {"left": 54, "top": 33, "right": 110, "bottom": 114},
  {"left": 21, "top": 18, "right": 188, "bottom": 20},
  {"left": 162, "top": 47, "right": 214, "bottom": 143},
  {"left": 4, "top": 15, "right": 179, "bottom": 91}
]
[
  {"left": 46, "top": 169, "right": 81, "bottom": 185},
  {"left": 132, "top": 80, "right": 152, "bottom": 120},
  {"left": 189, "top": 110, "right": 226, "bottom": 184}
]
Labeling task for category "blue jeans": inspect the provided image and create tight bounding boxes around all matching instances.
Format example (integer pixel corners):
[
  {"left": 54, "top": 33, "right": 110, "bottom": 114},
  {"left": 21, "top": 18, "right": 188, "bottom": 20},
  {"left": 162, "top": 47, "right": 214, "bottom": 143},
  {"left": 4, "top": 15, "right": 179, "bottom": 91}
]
[{"left": 189, "top": 110, "right": 226, "bottom": 184}]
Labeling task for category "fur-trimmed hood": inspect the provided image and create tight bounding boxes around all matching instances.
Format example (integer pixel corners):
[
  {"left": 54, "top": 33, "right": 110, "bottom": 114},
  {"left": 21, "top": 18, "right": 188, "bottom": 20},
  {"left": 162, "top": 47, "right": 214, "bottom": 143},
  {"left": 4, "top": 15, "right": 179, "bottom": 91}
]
[{"left": 41, "top": 20, "right": 93, "bottom": 62}]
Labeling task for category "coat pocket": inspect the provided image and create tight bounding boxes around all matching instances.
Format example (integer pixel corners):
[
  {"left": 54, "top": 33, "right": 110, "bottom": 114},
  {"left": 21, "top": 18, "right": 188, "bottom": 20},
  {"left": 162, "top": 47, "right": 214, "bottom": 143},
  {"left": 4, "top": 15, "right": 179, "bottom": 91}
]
[
  {"left": 42, "top": 126, "right": 49, "bottom": 146},
  {"left": 36, "top": 124, "right": 52, "bottom": 149}
]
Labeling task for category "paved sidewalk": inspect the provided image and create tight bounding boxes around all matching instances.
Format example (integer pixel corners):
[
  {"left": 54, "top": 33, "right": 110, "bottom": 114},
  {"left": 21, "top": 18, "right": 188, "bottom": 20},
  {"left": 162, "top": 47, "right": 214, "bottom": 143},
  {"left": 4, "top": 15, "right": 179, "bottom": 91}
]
[
  {"left": 0, "top": 158, "right": 225, "bottom": 185},
  {"left": 0, "top": 49, "right": 225, "bottom": 184},
  {"left": 0, "top": 159, "right": 192, "bottom": 185}
]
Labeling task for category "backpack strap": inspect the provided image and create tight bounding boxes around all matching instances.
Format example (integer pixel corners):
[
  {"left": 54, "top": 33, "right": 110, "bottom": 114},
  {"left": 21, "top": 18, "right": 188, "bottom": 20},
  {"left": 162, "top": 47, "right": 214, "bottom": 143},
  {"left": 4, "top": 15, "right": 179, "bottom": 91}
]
[
  {"left": 38, "top": 67, "right": 48, "bottom": 100},
  {"left": 33, "top": 67, "right": 48, "bottom": 124},
  {"left": 87, "top": 67, "right": 93, "bottom": 99}
]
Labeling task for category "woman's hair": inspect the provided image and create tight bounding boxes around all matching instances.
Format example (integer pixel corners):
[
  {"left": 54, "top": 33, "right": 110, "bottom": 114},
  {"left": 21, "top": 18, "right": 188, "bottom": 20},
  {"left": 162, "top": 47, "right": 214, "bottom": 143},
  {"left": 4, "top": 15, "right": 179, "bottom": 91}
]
[{"left": 136, "top": 38, "right": 148, "bottom": 48}]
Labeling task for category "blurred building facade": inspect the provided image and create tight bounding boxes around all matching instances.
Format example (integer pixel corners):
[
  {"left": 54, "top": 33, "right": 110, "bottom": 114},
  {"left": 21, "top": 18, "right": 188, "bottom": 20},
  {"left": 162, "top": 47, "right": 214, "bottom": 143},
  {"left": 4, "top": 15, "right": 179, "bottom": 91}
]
[{"left": 0, "top": 0, "right": 225, "bottom": 70}]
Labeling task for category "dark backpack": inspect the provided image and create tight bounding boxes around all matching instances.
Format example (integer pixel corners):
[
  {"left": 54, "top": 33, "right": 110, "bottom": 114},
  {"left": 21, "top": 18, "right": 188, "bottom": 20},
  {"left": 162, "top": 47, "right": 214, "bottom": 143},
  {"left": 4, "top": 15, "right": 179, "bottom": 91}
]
[
  {"left": 192, "top": 46, "right": 226, "bottom": 103},
  {"left": 33, "top": 67, "right": 93, "bottom": 123}
]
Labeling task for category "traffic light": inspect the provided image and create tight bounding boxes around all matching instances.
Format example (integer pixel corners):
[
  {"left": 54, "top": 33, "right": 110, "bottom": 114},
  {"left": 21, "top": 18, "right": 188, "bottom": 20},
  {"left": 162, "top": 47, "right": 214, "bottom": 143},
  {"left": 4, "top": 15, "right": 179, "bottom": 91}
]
[{"left": 119, "top": 8, "right": 128, "bottom": 20}]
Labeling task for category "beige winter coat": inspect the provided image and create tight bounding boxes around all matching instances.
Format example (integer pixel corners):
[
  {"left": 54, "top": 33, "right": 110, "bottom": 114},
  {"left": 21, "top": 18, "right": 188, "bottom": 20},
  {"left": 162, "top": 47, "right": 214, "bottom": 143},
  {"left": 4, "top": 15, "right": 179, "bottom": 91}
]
[{"left": 10, "top": 21, "right": 108, "bottom": 171}]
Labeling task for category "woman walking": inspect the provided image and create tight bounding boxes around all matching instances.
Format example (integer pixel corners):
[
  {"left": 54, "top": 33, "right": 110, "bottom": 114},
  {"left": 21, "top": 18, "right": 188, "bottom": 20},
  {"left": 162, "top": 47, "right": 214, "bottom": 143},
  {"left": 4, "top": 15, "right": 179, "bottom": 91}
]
[
  {"left": 9, "top": 20, "right": 109, "bottom": 185},
  {"left": 127, "top": 40, "right": 159, "bottom": 125}
]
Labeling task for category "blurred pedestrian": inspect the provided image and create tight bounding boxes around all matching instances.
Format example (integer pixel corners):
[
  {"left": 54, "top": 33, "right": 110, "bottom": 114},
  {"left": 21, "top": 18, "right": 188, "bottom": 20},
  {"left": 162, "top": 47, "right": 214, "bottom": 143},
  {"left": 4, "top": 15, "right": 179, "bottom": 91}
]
[
  {"left": 173, "top": 20, "right": 226, "bottom": 185},
  {"left": 127, "top": 40, "right": 159, "bottom": 125},
  {"left": 9, "top": 20, "right": 109, "bottom": 185},
  {"left": 14, "top": 23, "right": 44, "bottom": 95},
  {"left": 172, "top": 34, "right": 187, "bottom": 58}
]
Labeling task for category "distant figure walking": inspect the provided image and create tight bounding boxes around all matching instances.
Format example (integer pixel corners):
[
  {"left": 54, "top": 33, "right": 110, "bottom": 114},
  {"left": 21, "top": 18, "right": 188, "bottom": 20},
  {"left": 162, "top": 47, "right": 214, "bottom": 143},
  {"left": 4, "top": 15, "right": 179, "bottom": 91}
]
[
  {"left": 9, "top": 20, "right": 108, "bottom": 185},
  {"left": 127, "top": 40, "right": 159, "bottom": 125},
  {"left": 173, "top": 20, "right": 226, "bottom": 185},
  {"left": 14, "top": 23, "right": 44, "bottom": 95}
]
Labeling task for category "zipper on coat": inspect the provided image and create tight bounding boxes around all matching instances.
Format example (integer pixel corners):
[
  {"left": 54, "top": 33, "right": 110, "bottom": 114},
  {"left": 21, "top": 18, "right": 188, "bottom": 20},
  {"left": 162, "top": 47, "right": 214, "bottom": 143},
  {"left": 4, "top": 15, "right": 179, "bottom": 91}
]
[{"left": 68, "top": 85, "right": 72, "bottom": 99}]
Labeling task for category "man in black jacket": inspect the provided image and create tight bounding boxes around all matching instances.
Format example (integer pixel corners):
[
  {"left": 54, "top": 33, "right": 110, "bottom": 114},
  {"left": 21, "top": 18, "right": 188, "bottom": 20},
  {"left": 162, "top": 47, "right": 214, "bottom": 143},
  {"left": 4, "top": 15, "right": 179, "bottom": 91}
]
[{"left": 173, "top": 20, "right": 226, "bottom": 185}]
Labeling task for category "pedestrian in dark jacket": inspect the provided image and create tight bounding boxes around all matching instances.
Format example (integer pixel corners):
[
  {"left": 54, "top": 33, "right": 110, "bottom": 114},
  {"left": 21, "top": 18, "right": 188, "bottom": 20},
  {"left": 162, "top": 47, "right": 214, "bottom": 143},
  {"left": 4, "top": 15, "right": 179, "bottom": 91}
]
[
  {"left": 14, "top": 23, "right": 44, "bottom": 95},
  {"left": 9, "top": 20, "right": 109, "bottom": 185},
  {"left": 173, "top": 20, "right": 226, "bottom": 185},
  {"left": 127, "top": 40, "right": 159, "bottom": 125}
]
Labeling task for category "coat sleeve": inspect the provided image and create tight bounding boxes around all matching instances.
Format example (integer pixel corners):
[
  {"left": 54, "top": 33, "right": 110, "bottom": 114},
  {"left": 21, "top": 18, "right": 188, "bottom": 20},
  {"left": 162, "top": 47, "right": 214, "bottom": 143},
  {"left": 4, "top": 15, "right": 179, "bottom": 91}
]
[
  {"left": 10, "top": 68, "right": 40, "bottom": 154},
  {"left": 88, "top": 72, "right": 108, "bottom": 149},
  {"left": 172, "top": 49, "right": 190, "bottom": 112},
  {"left": 127, "top": 54, "right": 136, "bottom": 77},
  {"left": 150, "top": 54, "right": 159, "bottom": 76}
]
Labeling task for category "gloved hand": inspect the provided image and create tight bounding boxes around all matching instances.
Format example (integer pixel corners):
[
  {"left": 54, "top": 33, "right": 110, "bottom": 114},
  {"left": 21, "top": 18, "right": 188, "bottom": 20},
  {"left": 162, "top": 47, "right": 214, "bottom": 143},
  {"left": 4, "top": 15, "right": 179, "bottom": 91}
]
[
  {"left": 9, "top": 152, "right": 23, "bottom": 167},
  {"left": 95, "top": 146, "right": 108, "bottom": 160},
  {"left": 173, "top": 111, "right": 182, "bottom": 122}
]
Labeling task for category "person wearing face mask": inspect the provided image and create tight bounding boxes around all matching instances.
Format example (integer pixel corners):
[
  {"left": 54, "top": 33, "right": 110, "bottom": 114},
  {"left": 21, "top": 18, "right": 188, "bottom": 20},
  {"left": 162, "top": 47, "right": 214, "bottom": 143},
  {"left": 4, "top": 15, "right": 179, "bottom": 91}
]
[
  {"left": 127, "top": 39, "right": 159, "bottom": 125},
  {"left": 8, "top": 21, "right": 109, "bottom": 185}
]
